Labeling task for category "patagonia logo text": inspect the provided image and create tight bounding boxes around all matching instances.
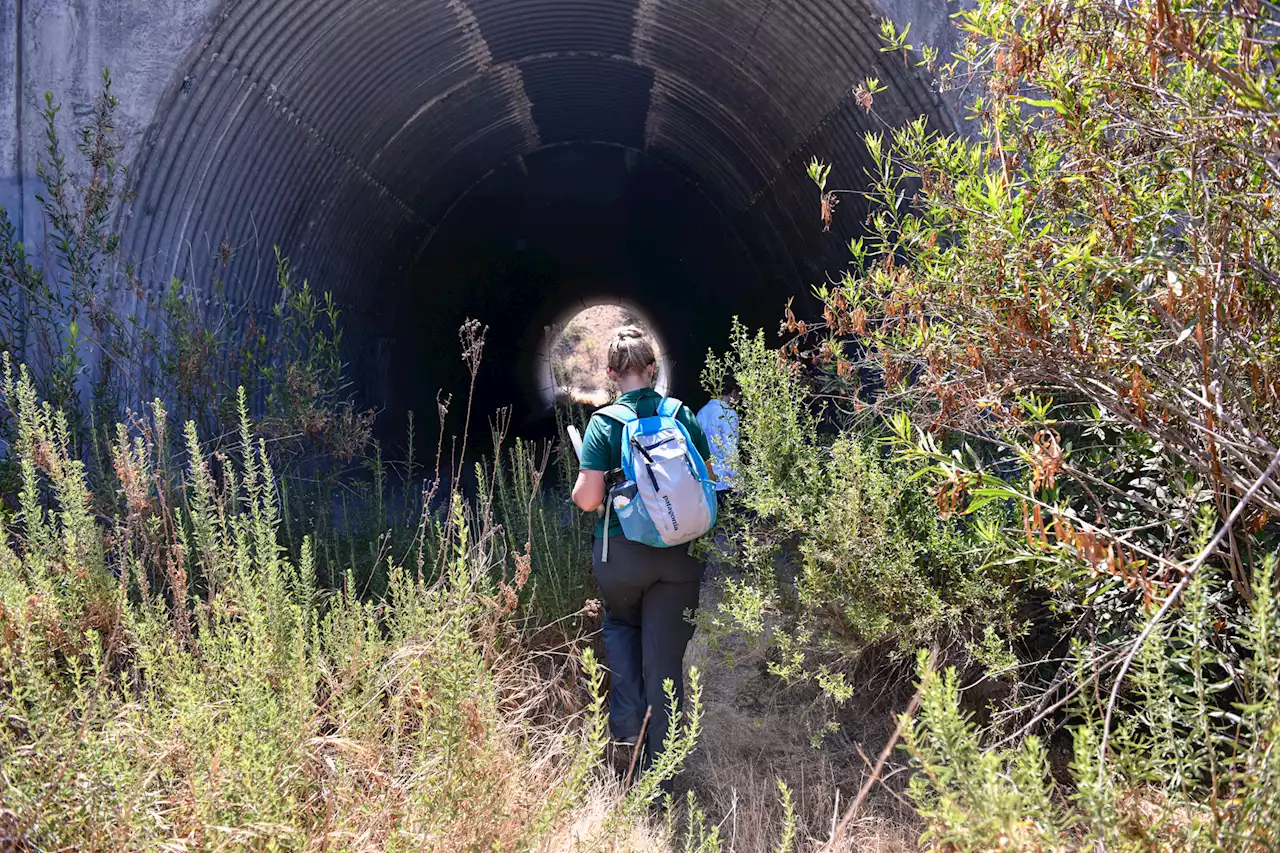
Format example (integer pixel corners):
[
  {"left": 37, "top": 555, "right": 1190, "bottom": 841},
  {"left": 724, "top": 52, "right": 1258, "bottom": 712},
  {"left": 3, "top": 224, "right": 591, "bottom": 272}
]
[{"left": 662, "top": 495, "right": 678, "bottom": 530}]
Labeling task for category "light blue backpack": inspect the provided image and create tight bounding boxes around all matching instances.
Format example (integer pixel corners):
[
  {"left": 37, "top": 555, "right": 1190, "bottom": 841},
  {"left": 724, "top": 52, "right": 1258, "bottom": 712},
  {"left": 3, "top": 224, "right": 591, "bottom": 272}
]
[{"left": 594, "top": 397, "right": 718, "bottom": 562}]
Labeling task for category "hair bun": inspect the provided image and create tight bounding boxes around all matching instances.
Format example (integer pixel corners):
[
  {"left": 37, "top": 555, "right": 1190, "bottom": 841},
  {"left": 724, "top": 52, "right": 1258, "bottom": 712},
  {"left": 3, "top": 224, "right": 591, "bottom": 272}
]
[
  {"left": 606, "top": 325, "right": 657, "bottom": 378},
  {"left": 613, "top": 325, "right": 646, "bottom": 341}
]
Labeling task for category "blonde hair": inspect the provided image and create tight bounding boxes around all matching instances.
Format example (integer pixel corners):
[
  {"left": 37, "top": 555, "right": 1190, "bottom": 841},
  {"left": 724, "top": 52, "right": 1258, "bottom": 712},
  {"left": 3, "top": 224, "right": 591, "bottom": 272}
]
[{"left": 607, "top": 325, "right": 656, "bottom": 378}]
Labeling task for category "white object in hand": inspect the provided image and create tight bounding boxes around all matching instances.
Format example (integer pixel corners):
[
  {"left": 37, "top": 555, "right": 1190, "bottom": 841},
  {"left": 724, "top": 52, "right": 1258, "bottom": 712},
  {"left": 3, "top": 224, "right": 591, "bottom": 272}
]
[
  {"left": 567, "top": 425, "right": 585, "bottom": 461},
  {"left": 566, "top": 425, "right": 604, "bottom": 516}
]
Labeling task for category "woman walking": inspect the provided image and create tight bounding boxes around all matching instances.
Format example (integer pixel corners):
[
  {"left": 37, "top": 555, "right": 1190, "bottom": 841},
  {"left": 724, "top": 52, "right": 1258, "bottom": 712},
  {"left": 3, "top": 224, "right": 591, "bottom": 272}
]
[{"left": 571, "top": 326, "right": 715, "bottom": 787}]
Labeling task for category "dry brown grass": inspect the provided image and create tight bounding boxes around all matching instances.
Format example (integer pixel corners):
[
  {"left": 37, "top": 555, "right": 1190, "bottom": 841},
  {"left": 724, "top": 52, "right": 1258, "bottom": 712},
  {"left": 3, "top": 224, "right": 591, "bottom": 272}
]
[
  {"left": 674, "top": 577, "right": 921, "bottom": 853},
  {"left": 536, "top": 775, "right": 670, "bottom": 852},
  {"left": 302, "top": 621, "right": 659, "bottom": 852}
]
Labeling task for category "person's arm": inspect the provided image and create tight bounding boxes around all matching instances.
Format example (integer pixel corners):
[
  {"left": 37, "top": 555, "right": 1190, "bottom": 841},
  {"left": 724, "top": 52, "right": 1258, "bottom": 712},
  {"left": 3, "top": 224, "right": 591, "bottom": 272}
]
[
  {"left": 573, "top": 415, "right": 613, "bottom": 512},
  {"left": 573, "top": 470, "right": 606, "bottom": 512}
]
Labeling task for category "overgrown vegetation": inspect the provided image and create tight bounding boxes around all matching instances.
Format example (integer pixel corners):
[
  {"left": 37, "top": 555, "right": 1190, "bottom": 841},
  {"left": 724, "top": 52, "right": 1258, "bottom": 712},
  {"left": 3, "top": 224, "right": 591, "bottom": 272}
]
[
  {"left": 0, "top": 75, "right": 720, "bottom": 852},
  {"left": 0, "top": 351, "right": 736, "bottom": 849},
  {"left": 702, "top": 324, "right": 1018, "bottom": 688},
  {"left": 696, "top": 0, "right": 1280, "bottom": 848},
  {"left": 5, "top": 0, "right": 1280, "bottom": 848}
]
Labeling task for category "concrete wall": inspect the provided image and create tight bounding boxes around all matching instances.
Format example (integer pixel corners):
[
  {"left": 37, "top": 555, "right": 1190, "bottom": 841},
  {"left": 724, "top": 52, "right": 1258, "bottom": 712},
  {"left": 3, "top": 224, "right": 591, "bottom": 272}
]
[
  {"left": 1, "top": 1, "right": 16, "bottom": 236},
  {"left": 0, "top": 0, "right": 220, "bottom": 245}
]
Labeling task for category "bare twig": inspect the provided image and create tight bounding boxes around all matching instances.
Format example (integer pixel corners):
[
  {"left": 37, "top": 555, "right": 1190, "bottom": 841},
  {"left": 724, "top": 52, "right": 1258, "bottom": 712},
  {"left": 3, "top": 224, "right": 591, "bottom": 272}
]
[
  {"left": 1098, "top": 448, "right": 1280, "bottom": 774},
  {"left": 825, "top": 646, "right": 937, "bottom": 853},
  {"left": 623, "top": 706, "right": 653, "bottom": 789}
]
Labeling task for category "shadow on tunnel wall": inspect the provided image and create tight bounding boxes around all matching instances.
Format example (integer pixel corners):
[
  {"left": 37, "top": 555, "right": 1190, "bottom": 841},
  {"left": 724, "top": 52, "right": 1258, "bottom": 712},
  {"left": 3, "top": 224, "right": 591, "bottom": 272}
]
[
  {"left": 391, "top": 143, "right": 779, "bottom": 443},
  {"left": 90, "top": 0, "right": 958, "bottom": 445}
]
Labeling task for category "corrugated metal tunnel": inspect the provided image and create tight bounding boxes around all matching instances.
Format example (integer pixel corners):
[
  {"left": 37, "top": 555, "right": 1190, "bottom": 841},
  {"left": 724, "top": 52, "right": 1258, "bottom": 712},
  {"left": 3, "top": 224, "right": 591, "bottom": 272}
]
[{"left": 118, "top": 0, "right": 957, "bottom": 432}]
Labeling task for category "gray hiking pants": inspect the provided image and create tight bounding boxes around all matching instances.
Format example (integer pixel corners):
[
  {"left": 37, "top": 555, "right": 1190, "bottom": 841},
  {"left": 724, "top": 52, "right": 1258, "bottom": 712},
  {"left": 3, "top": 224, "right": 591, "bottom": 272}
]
[{"left": 592, "top": 535, "right": 702, "bottom": 774}]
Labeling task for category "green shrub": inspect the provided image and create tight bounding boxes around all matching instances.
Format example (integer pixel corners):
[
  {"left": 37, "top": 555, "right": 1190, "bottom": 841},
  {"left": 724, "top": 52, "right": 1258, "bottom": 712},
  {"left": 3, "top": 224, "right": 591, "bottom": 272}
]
[
  {"left": 788, "top": 0, "right": 1280, "bottom": 845},
  {"left": 701, "top": 323, "right": 1020, "bottom": 702},
  {"left": 804, "top": 0, "right": 1280, "bottom": 600},
  {"left": 905, "top": 560, "right": 1280, "bottom": 852}
]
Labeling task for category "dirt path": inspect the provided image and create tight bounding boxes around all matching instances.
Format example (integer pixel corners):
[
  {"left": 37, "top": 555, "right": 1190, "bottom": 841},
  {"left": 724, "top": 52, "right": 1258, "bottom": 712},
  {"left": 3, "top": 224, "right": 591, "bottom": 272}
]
[{"left": 677, "top": 574, "right": 920, "bottom": 852}]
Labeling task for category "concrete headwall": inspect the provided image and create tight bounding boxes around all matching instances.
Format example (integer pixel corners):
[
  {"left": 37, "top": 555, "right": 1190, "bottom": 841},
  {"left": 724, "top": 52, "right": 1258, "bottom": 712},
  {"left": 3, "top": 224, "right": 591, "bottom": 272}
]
[{"left": 1, "top": 0, "right": 220, "bottom": 243}]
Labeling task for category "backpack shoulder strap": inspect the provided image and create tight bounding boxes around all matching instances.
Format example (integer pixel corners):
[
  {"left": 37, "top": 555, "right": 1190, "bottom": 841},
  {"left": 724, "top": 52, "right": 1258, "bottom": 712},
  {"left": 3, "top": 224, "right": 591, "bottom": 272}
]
[
  {"left": 658, "top": 397, "right": 683, "bottom": 418},
  {"left": 593, "top": 404, "right": 637, "bottom": 426}
]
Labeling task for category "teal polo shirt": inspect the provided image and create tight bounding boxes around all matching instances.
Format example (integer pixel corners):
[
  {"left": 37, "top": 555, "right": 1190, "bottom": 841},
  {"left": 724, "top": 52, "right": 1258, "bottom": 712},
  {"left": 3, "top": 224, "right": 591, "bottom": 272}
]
[{"left": 579, "top": 388, "right": 713, "bottom": 539}]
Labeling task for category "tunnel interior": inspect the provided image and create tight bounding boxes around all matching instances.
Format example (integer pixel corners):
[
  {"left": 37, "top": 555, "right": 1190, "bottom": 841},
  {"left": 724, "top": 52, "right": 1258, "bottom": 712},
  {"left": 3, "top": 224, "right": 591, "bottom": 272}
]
[
  {"left": 120, "top": 0, "right": 955, "bottom": 437},
  {"left": 401, "top": 143, "right": 768, "bottom": 434}
]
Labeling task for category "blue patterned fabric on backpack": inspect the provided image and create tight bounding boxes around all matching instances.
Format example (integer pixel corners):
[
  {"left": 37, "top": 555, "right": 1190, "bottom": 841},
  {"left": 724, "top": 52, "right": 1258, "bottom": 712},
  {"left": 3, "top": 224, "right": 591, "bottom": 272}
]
[{"left": 594, "top": 397, "right": 718, "bottom": 562}]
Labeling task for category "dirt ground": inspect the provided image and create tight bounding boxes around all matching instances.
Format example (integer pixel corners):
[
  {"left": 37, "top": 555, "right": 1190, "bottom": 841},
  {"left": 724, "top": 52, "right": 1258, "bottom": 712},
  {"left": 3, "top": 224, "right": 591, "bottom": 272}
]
[{"left": 673, "top": 573, "right": 920, "bottom": 852}]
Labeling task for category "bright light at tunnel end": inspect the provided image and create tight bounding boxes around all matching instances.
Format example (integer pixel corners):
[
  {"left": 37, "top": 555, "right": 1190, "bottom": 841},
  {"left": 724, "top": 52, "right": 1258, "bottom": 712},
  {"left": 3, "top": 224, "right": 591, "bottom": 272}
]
[{"left": 537, "top": 298, "right": 671, "bottom": 410}]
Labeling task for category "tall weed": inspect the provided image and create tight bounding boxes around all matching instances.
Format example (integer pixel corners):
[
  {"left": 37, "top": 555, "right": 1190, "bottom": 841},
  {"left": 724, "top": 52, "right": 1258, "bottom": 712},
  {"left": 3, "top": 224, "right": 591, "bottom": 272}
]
[
  {"left": 904, "top": 560, "right": 1280, "bottom": 851},
  {"left": 0, "top": 364, "right": 624, "bottom": 850}
]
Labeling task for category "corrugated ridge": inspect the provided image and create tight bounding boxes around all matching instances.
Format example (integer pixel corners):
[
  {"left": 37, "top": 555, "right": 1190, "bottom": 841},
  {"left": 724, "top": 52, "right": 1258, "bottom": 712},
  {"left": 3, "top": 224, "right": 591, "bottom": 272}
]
[{"left": 123, "top": 0, "right": 952, "bottom": 323}]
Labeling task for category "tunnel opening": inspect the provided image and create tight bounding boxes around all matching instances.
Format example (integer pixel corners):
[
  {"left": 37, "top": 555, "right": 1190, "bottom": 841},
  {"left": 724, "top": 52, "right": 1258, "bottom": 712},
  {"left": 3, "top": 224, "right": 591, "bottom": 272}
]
[
  {"left": 115, "top": 0, "right": 958, "bottom": 446},
  {"left": 394, "top": 143, "right": 770, "bottom": 440},
  {"left": 540, "top": 302, "right": 669, "bottom": 410}
]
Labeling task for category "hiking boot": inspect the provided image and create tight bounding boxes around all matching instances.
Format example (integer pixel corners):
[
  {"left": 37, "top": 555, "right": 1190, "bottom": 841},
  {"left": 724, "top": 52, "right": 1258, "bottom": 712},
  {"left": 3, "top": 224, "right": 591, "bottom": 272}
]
[{"left": 606, "top": 738, "right": 641, "bottom": 781}]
